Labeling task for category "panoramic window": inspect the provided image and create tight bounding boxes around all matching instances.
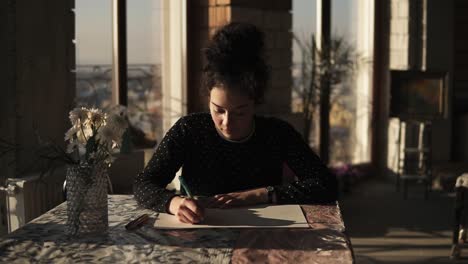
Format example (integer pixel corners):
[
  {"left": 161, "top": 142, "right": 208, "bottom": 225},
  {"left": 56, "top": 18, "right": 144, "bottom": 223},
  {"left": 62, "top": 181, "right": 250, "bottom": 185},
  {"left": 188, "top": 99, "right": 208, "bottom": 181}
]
[
  {"left": 292, "top": 0, "right": 373, "bottom": 165},
  {"left": 127, "top": 0, "right": 164, "bottom": 145},
  {"left": 75, "top": 0, "right": 165, "bottom": 146},
  {"left": 75, "top": 0, "right": 112, "bottom": 110},
  {"left": 291, "top": 0, "right": 318, "bottom": 149},
  {"left": 330, "top": 0, "right": 373, "bottom": 165}
]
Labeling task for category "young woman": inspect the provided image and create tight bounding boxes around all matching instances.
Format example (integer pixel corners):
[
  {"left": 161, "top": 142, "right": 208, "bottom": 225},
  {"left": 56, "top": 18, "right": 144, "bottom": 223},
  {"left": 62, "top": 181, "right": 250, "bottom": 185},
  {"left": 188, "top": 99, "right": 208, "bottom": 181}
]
[{"left": 134, "top": 22, "right": 337, "bottom": 224}]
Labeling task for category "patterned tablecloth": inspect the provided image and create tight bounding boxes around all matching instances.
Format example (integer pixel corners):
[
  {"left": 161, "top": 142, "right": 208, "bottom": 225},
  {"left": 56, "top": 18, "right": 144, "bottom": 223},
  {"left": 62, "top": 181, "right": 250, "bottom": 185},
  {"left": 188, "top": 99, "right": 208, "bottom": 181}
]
[{"left": 0, "top": 195, "right": 354, "bottom": 263}]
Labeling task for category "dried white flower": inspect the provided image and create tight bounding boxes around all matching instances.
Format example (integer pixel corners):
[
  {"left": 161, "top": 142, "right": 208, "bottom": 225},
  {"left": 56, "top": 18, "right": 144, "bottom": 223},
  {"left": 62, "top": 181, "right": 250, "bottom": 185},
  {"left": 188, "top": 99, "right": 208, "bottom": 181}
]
[
  {"left": 106, "top": 113, "right": 128, "bottom": 136},
  {"left": 69, "top": 107, "right": 90, "bottom": 125},
  {"left": 66, "top": 140, "right": 79, "bottom": 153},
  {"left": 97, "top": 125, "right": 118, "bottom": 144},
  {"left": 64, "top": 105, "right": 129, "bottom": 166},
  {"left": 64, "top": 126, "right": 78, "bottom": 141},
  {"left": 88, "top": 108, "right": 106, "bottom": 128},
  {"left": 76, "top": 126, "right": 93, "bottom": 144},
  {"left": 77, "top": 144, "right": 86, "bottom": 156}
]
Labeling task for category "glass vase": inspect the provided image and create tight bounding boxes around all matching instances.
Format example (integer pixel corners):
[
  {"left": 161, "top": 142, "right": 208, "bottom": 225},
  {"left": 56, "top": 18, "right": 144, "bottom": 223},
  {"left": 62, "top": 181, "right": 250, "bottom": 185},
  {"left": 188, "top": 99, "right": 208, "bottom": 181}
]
[{"left": 65, "top": 163, "right": 109, "bottom": 236}]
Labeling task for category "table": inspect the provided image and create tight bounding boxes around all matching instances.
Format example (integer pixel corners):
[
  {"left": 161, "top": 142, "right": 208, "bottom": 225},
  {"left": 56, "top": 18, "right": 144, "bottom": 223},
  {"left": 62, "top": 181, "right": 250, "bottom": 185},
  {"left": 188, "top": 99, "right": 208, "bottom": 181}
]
[{"left": 0, "top": 195, "right": 354, "bottom": 263}]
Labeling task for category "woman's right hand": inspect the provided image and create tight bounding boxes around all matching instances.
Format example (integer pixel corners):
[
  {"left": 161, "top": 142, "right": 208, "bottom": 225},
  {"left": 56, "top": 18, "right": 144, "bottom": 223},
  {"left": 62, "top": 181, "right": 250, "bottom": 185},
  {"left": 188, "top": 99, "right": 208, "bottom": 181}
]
[{"left": 168, "top": 196, "right": 205, "bottom": 224}]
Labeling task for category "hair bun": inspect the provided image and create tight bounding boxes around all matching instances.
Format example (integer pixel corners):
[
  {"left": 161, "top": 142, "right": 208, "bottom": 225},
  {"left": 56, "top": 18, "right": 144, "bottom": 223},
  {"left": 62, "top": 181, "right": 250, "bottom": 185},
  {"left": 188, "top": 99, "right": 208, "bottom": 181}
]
[
  {"left": 205, "top": 22, "right": 265, "bottom": 73},
  {"left": 203, "top": 22, "right": 270, "bottom": 104}
]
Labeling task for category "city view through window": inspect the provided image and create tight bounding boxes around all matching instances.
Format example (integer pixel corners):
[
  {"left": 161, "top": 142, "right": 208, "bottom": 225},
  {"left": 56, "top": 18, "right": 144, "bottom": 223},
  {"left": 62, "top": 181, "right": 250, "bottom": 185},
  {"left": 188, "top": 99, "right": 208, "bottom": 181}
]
[
  {"left": 292, "top": 0, "right": 373, "bottom": 165},
  {"left": 75, "top": 0, "right": 163, "bottom": 146},
  {"left": 76, "top": 0, "right": 372, "bottom": 164}
]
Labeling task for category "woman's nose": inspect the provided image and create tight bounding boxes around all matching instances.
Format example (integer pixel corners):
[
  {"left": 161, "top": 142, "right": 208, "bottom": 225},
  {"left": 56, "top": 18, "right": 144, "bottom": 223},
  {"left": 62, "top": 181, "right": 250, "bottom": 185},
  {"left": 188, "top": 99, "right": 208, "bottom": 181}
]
[{"left": 222, "top": 113, "right": 230, "bottom": 126}]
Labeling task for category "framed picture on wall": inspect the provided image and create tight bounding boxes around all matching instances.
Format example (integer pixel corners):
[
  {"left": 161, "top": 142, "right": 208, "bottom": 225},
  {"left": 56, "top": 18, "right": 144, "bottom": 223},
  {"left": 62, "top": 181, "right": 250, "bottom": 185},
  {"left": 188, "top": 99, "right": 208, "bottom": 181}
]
[{"left": 390, "top": 70, "right": 448, "bottom": 120}]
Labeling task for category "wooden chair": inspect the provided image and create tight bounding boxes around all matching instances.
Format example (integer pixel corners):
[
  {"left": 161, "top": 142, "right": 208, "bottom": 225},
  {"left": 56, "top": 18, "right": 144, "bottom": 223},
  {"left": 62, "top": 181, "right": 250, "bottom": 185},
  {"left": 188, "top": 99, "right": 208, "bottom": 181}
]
[{"left": 396, "top": 120, "right": 432, "bottom": 200}]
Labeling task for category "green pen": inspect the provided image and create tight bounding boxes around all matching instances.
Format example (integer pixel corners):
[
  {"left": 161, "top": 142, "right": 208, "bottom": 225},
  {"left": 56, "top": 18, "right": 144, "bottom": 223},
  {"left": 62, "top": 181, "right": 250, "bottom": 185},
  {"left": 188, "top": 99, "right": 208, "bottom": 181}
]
[{"left": 178, "top": 176, "right": 193, "bottom": 198}]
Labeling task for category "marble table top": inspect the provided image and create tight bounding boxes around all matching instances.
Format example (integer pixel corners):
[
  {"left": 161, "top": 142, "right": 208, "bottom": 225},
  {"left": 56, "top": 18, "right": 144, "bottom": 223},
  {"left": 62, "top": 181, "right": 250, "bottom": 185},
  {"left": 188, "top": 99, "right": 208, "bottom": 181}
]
[{"left": 0, "top": 195, "right": 353, "bottom": 263}]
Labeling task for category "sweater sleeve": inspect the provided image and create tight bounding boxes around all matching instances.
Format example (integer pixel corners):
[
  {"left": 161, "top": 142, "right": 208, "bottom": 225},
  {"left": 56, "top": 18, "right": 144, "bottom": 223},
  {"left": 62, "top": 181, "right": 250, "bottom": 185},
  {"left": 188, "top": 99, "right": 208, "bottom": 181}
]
[
  {"left": 133, "top": 118, "right": 188, "bottom": 212},
  {"left": 275, "top": 121, "right": 338, "bottom": 204}
]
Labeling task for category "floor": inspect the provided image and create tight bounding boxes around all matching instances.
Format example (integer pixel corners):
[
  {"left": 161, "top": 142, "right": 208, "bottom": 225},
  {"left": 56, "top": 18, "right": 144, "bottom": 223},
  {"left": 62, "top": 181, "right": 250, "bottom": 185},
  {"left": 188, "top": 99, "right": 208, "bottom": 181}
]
[{"left": 340, "top": 178, "right": 467, "bottom": 264}]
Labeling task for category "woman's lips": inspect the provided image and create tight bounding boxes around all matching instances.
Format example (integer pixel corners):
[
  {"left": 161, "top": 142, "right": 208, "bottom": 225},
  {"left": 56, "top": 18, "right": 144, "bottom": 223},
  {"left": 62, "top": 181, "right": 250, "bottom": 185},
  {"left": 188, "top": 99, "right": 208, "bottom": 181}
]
[{"left": 223, "top": 128, "right": 235, "bottom": 134}]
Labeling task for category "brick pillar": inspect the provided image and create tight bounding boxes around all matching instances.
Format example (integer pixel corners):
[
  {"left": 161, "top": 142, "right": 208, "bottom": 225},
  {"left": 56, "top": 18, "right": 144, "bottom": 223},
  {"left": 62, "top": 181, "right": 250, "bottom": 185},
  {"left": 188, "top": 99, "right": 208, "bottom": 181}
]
[{"left": 188, "top": 0, "right": 297, "bottom": 128}]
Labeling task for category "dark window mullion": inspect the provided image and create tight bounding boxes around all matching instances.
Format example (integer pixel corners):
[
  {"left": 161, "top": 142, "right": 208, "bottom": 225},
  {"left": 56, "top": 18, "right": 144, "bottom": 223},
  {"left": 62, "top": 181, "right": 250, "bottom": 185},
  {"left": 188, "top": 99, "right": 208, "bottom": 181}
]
[
  {"left": 318, "top": 0, "right": 331, "bottom": 164},
  {"left": 111, "top": 0, "right": 128, "bottom": 106}
]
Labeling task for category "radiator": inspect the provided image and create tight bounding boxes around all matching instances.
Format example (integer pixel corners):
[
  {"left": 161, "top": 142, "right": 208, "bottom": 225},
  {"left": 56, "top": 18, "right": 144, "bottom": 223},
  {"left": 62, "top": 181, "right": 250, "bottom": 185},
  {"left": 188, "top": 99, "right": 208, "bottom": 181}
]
[{"left": 4, "top": 168, "right": 65, "bottom": 233}]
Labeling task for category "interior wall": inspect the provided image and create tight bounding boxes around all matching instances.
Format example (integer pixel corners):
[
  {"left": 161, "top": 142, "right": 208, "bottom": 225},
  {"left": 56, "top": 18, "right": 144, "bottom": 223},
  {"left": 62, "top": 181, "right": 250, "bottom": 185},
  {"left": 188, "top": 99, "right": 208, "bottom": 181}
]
[
  {"left": 387, "top": 0, "right": 412, "bottom": 176},
  {"left": 372, "top": 0, "right": 391, "bottom": 176},
  {"left": 425, "top": 0, "right": 453, "bottom": 162},
  {"left": 1, "top": 0, "right": 75, "bottom": 175},
  {"left": 386, "top": 0, "right": 454, "bottom": 176},
  {"left": 0, "top": 0, "right": 75, "bottom": 235},
  {"left": 0, "top": 0, "right": 16, "bottom": 236},
  {"left": 452, "top": 0, "right": 468, "bottom": 161},
  {"left": 0, "top": 0, "right": 17, "bottom": 181}
]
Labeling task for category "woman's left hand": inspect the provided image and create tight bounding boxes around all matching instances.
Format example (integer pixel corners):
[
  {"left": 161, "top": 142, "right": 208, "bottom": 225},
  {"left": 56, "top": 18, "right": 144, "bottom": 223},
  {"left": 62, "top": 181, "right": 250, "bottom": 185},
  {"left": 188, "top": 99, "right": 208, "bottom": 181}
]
[{"left": 207, "top": 188, "right": 268, "bottom": 208}]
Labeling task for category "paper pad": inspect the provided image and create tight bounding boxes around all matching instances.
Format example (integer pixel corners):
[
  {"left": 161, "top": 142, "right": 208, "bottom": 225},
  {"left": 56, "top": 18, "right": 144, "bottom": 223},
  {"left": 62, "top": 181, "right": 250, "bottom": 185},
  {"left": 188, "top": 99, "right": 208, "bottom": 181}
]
[{"left": 153, "top": 204, "right": 309, "bottom": 229}]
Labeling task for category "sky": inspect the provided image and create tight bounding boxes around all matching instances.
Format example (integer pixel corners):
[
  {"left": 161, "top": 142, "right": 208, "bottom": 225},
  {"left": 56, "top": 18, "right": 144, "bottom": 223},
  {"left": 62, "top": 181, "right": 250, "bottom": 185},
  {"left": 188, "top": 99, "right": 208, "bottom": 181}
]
[
  {"left": 76, "top": 0, "right": 355, "bottom": 65},
  {"left": 76, "top": 0, "right": 162, "bottom": 64}
]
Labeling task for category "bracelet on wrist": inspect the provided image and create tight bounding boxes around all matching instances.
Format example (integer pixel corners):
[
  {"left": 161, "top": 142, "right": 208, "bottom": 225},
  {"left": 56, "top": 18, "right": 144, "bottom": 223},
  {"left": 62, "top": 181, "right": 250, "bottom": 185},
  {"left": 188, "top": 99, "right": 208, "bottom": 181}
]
[{"left": 266, "top": 186, "right": 275, "bottom": 204}]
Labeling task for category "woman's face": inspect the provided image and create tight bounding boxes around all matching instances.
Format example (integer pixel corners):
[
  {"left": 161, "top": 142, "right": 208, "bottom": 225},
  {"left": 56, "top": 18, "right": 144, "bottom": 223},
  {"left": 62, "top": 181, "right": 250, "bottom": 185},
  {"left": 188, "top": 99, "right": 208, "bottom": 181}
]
[{"left": 209, "top": 87, "right": 255, "bottom": 141}]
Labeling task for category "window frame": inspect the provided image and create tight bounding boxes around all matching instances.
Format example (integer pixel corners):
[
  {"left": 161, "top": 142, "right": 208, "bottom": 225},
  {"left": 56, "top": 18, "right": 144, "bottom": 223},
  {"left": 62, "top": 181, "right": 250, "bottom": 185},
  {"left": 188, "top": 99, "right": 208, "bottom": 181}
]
[{"left": 111, "top": 0, "right": 187, "bottom": 135}]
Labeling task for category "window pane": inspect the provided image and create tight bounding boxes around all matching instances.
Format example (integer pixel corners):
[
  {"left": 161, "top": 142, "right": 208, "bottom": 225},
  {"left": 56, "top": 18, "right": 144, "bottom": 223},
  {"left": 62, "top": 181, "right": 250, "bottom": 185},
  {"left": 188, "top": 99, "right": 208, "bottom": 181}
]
[
  {"left": 75, "top": 0, "right": 112, "bottom": 109},
  {"left": 330, "top": 0, "right": 373, "bottom": 165},
  {"left": 127, "top": 0, "right": 163, "bottom": 147},
  {"left": 292, "top": 0, "right": 318, "bottom": 149}
]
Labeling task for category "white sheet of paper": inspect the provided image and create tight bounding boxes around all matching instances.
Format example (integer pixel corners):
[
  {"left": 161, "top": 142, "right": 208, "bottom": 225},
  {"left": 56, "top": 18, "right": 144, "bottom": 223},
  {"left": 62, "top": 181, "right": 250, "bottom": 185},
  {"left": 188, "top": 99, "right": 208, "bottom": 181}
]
[{"left": 153, "top": 204, "right": 309, "bottom": 229}]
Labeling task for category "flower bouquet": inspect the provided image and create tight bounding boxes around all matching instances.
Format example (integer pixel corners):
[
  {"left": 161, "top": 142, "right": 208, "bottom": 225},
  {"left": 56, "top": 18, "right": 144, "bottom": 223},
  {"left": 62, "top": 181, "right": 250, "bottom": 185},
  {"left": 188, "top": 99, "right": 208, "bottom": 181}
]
[{"left": 64, "top": 105, "right": 129, "bottom": 236}]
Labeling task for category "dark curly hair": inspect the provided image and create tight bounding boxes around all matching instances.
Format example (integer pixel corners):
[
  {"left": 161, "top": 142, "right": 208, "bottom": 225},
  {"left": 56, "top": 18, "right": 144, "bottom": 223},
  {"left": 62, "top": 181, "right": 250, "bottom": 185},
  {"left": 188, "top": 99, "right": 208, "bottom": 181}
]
[{"left": 203, "top": 22, "right": 270, "bottom": 104}]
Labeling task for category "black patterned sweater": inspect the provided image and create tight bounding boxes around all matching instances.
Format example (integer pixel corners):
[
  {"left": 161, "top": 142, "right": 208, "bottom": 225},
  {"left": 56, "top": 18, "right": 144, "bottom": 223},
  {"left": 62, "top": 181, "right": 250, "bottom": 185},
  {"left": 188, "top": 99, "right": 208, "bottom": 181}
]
[{"left": 134, "top": 112, "right": 338, "bottom": 213}]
